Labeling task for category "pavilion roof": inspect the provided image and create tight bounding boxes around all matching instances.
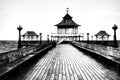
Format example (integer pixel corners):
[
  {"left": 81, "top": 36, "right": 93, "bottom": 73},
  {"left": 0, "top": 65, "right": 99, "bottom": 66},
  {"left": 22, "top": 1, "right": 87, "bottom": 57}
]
[
  {"left": 22, "top": 31, "right": 39, "bottom": 37},
  {"left": 95, "top": 30, "right": 110, "bottom": 37},
  {"left": 55, "top": 13, "right": 80, "bottom": 27}
]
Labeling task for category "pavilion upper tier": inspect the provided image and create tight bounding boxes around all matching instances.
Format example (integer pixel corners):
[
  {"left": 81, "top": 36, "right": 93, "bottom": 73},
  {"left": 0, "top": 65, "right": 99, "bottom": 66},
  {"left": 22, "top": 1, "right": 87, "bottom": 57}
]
[{"left": 55, "top": 13, "right": 81, "bottom": 28}]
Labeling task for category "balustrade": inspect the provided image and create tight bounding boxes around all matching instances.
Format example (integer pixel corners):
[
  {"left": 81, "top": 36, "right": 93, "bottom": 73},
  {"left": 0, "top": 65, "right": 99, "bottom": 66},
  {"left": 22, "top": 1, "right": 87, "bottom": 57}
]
[
  {"left": 74, "top": 41, "right": 120, "bottom": 58},
  {"left": 0, "top": 42, "right": 52, "bottom": 66}
]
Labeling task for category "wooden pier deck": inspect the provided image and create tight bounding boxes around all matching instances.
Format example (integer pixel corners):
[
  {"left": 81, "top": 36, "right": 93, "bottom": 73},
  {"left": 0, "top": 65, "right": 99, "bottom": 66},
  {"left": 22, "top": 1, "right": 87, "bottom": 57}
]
[{"left": 10, "top": 44, "right": 120, "bottom": 80}]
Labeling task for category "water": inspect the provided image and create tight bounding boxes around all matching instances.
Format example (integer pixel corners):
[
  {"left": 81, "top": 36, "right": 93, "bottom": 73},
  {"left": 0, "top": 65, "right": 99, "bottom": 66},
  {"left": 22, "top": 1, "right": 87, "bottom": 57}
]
[{"left": 0, "top": 40, "right": 18, "bottom": 53}]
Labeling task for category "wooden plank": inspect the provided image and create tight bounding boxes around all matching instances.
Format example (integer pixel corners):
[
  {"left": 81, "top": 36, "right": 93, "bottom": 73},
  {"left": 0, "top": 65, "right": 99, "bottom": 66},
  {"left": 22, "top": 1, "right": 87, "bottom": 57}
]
[
  {"left": 50, "top": 74, "right": 55, "bottom": 80},
  {"left": 58, "top": 74, "right": 62, "bottom": 80},
  {"left": 20, "top": 44, "right": 119, "bottom": 80}
]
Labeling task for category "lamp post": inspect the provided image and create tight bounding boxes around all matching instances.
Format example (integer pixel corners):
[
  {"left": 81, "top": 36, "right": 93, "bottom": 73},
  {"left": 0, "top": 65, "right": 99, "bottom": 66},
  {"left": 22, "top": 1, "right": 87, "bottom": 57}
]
[
  {"left": 17, "top": 25, "right": 23, "bottom": 49},
  {"left": 87, "top": 33, "right": 89, "bottom": 43},
  {"left": 39, "top": 33, "right": 42, "bottom": 44},
  {"left": 112, "top": 24, "right": 118, "bottom": 47}
]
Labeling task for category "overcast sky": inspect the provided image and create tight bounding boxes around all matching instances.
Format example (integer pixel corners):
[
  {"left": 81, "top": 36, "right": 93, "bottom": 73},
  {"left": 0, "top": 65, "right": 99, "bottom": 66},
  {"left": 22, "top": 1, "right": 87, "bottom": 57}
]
[{"left": 0, "top": 0, "right": 120, "bottom": 40}]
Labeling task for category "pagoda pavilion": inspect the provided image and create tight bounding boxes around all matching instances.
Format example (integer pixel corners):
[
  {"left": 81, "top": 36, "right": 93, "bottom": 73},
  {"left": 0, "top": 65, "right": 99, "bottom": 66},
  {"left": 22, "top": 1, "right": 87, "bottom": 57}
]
[
  {"left": 51, "top": 8, "right": 83, "bottom": 41},
  {"left": 22, "top": 31, "right": 39, "bottom": 41},
  {"left": 95, "top": 30, "right": 110, "bottom": 41}
]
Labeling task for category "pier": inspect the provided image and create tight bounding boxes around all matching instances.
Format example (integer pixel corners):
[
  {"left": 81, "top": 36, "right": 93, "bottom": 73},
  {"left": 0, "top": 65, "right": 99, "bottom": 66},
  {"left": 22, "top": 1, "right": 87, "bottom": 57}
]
[
  {"left": 0, "top": 8, "right": 120, "bottom": 80},
  {"left": 0, "top": 41, "right": 120, "bottom": 80}
]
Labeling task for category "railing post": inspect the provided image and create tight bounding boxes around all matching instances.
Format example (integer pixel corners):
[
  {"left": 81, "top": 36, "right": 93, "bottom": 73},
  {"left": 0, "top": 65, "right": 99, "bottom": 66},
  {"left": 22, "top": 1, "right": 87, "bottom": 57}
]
[
  {"left": 87, "top": 33, "right": 89, "bottom": 43},
  {"left": 39, "top": 33, "right": 42, "bottom": 44},
  {"left": 17, "top": 25, "right": 23, "bottom": 49}
]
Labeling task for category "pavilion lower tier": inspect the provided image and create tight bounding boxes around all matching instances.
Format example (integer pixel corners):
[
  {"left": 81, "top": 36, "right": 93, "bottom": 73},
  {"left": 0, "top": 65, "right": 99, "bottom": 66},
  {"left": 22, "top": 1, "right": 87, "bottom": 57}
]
[{"left": 51, "top": 33, "right": 84, "bottom": 41}]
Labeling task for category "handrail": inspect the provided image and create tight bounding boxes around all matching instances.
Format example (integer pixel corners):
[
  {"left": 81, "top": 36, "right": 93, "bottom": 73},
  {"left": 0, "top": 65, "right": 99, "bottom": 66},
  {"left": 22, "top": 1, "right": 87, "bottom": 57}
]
[
  {"left": 0, "top": 42, "right": 52, "bottom": 66},
  {"left": 73, "top": 41, "right": 120, "bottom": 59},
  {"left": 0, "top": 46, "right": 37, "bottom": 65}
]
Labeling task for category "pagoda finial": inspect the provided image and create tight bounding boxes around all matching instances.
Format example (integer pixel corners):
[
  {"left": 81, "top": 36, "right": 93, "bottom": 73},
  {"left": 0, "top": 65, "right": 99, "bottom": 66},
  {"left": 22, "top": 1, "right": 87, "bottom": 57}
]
[{"left": 66, "top": 7, "right": 69, "bottom": 13}]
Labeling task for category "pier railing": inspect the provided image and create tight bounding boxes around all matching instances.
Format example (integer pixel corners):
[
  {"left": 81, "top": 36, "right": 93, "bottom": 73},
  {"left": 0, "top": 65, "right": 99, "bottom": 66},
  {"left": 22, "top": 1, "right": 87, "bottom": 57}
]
[
  {"left": 0, "top": 42, "right": 52, "bottom": 66},
  {"left": 51, "top": 33, "right": 84, "bottom": 37},
  {"left": 74, "top": 41, "right": 120, "bottom": 59}
]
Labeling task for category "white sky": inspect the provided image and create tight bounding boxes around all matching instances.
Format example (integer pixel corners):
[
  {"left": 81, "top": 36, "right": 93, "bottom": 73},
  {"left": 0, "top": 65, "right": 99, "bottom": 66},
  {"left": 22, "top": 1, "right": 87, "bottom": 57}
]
[{"left": 0, "top": 0, "right": 120, "bottom": 40}]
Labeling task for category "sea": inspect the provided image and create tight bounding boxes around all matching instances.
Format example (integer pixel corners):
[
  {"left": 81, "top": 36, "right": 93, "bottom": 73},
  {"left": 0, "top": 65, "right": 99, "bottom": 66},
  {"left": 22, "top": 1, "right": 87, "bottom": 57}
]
[{"left": 0, "top": 40, "right": 18, "bottom": 53}]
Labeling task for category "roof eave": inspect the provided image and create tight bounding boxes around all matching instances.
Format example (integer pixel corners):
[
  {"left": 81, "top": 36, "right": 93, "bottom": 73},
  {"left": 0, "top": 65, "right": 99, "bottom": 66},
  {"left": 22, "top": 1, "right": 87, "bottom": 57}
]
[{"left": 55, "top": 24, "right": 81, "bottom": 27}]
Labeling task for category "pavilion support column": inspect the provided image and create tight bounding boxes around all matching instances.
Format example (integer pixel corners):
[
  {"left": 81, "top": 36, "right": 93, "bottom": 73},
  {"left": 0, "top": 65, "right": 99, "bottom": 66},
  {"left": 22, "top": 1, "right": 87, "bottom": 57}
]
[
  {"left": 57, "top": 29, "right": 58, "bottom": 34},
  {"left": 73, "top": 28, "right": 75, "bottom": 41},
  {"left": 57, "top": 28, "right": 60, "bottom": 34},
  {"left": 72, "top": 36, "right": 73, "bottom": 41},
  {"left": 55, "top": 37, "right": 56, "bottom": 41},
  {"left": 55, "top": 36, "right": 56, "bottom": 41},
  {"left": 22, "top": 36, "right": 25, "bottom": 41},
  {"left": 31, "top": 36, "right": 33, "bottom": 41},
  {"left": 107, "top": 36, "right": 109, "bottom": 41},
  {"left": 101, "top": 36, "right": 104, "bottom": 45},
  {"left": 53, "top": 36, "right": 54, "bottom": 41},
  {"left": 53, "top": 36, "right": 55, "bottom": 41},
  {"left": 72, "top": 36, "right": 74, "bottom": 41},
  {"left": 72, "top": 28, "right": 74, "bottom": 34},
  {"left": 76, "top": 27, "right": 78, "bottom": 34},
  {"left": 78, "top": 36, "right": 79, "bottom": 41},
  {"left": 101, "top": 36, "right": 104, "bottom": 41},
  {"left": 96, "top": 36, "right": 98, "bottom": 41},
  {"left": 77, "top": 36, "right": 78, "bottom": 41},
  {"left": 74, "top": 36, "right": 75, "bottom": 41},
  {"left": 65, "top": 28, "right": 67, "bottom": 34},
  {"left": 75, "top": 36, "right": 77, "bottom": 41},
  {"left": 73, "top": 27, "right": 75, "bottom": 34},
  {"left": 55, "top": 37, "right": 57, "bottom": 41},
  {"left": 79, "top": 35, "right": 80, "bottom": 42},
  {"left": 62, "top": 28, "right": 64, "bottom": 34},
  {"left": 69, "top": 37, "right": 70, "bottom": 41},
  {"left": 57, "top": 36, "right": 59, "bottom": 41},
  {"left": 75, "top": 28, "right": 77, "bottom": 41},
  {"left": 75, "top": 27, "right": 76, "bottom": 34},
  {"left": 37, "top": 36, "right": 39, "bottom": 41},
  {"left": 57, "top": 36, "right": 58, "bottom": 41},
  {"left": 51, "top": 36, "right": 52, "bottom": 41},
  {"left": 56, "top": 36, "right": 58, "bottom": 41}
]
